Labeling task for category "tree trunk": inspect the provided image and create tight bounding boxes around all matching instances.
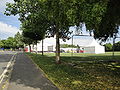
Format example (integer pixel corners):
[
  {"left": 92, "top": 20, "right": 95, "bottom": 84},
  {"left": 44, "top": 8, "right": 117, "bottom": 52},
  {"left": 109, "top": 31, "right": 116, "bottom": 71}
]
[
  {"left": 56, "top": 31, "right": 61, "bottom": 64},
  {"left": 36, "top": 40, "right": 37, "bottom": 54},
  {"left": 42, "top": 39, "right": 44, "bottom": 56},
  {"left": 29, "top": 44, "right": 31, "bottom": 52}
]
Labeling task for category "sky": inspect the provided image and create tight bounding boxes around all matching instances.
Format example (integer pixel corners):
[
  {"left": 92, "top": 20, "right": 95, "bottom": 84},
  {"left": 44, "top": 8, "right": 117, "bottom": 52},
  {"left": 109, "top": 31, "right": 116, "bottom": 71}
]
[
  {"left": 0, "top": 0, "right": 119, "bottom": 44},
  {"left": 0, "top": 0, "right": 20, "bottom": 39},
  {"left": 0, "top": 0, "right": 90, "bottom": 42}
]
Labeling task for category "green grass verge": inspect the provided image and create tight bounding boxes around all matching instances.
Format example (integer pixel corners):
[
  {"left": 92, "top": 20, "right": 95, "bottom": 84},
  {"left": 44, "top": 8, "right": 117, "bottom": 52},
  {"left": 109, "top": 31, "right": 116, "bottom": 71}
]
[{"left": 26, "top": 52, "right": 120, "bottom": 90}]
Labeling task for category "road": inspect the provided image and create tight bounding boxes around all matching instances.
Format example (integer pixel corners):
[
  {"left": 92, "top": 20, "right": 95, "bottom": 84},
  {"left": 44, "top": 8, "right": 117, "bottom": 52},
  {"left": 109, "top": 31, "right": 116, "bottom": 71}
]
[
  {"left": 0, "top": 51, "right": 16, "bottom": 75},
  {"left": 0, "top": 51, "right": 17, "bottom": 90},
  {"left": 0, "top": 51, "right": 59, "bottom": 90}
]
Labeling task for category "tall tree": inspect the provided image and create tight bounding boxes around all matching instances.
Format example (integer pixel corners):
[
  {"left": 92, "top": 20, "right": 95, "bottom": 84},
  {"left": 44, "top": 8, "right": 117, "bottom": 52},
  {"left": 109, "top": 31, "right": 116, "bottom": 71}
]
[
  {"left": 44, "top": 0, "right": 73, "bottom": 63},
  {"left": 21, "top": 12, "right": 48, "bottom": 53},
  {"left": 5, "top": 0, "right": 120, "bottom": 63},
  {"left": 14, "top": 32, "right": 24, "bottom": 48},
  {"left": 96, "top": 0, "right": 120, "bottom": 41},
  {"left": 5, "top": 0, "right": 49, "bottom": 53},
  {"left": 5, "top": 0, "right": 72, "bottom": 63},
  {"left": 22, "top": 35, "right": 34, "bottom": 52}
]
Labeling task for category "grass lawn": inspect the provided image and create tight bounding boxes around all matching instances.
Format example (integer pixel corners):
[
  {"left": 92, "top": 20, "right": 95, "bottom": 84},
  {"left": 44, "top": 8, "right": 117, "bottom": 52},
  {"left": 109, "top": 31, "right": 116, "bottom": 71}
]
[{"left": 26, "top": 52, "right": 120, "bottom": 90}]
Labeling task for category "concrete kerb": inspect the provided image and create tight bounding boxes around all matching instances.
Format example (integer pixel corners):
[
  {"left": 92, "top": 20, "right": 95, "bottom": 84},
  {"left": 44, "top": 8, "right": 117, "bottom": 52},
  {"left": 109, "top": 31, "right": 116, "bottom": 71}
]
[
  {"left": 0, "top": 53, "right": 17, "bottom": 90},
  {"left": 25, "top": 53, "right": 60, "bottom": 90}
]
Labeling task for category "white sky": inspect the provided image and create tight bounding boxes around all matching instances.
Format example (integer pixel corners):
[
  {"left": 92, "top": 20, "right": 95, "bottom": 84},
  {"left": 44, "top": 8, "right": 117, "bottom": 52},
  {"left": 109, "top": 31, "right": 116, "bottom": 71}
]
[
  {"left": 0, "top": 0, "right": 20, "bottom": 39},
  {"left": 0, "top": 0, "right": 14, "bottom": 13},
  {"left": 0, "top": 22, "right": 20, "bottom": 39}
]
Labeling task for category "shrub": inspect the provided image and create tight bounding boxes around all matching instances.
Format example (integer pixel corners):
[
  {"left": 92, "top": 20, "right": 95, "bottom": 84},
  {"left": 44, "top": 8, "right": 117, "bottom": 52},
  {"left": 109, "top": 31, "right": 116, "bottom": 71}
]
[{"left": 104, "top": 43, "right": 113, "bottom": 51}]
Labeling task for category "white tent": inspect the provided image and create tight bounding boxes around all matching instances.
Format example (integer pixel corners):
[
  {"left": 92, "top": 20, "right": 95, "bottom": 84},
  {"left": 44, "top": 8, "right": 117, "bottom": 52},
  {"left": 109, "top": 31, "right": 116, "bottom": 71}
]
[
  {"left": 28, "top": 38, "right": 56, "bottom": 52},
  {"left": 73, "top": 37, "right": 105, "bottom": 54},
  {"left": 25, "top": 36, "right": 105, "bottom": 54}
]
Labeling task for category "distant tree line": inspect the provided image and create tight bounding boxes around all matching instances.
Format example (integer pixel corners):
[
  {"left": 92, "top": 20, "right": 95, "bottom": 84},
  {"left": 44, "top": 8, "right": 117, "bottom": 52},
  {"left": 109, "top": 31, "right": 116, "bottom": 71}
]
[
  {"left": 0, "top": 32, "right": 24, "bottom": 50},
  {"left": 60, "top": 44, "right": 78, "bottom": 48},
  {"left": 104, "top": 41, "right": 120, "bottom": 51}
]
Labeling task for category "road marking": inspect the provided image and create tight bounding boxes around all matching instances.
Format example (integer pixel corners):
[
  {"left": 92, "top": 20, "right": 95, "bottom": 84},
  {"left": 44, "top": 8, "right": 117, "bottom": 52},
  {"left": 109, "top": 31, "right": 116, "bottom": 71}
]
[{"left": 0, "top": 53, "right": 16, "bottom": 84}]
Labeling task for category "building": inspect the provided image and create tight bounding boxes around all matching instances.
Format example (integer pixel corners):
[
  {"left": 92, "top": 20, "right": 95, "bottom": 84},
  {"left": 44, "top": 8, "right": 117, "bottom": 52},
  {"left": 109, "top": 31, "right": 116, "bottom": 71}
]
[
  {"left": 25, "top": 36, "right": 105, "bottom": 54},
  {"left": 73, "top": 37, "right": 105, "bottom": 54},
  {"left": 25, "top": 38, "right": 56, "bottom": 52}
]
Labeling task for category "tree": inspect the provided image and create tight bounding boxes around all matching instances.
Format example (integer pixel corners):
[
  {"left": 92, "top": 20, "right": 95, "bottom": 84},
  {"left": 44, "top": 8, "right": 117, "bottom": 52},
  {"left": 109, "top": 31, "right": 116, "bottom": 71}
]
[
  {"left": 114, "top": 41, "right": 120, "bottom": 51},
  {"left": 21, "top": 12, "right": 48, "bottom": 53},
  {"left": 5, "top": 0, "right": 72, "bottom": 63},
  {"left": 0, "top": 40, "right": 4, "bottom": 48},
  {"left": 5, "top": 0, "right": 120, "bottom": 63},
  {"left": 0, "top": 34, "right": 24, "bottom": 50},
  {"left": 70, "top": 0, "right": 120, "bottom": 42},
  {"left": 14, "top": 32, "right": 24, "bottom": 48},
  {"left": 1, "top": 37, "right": 16, "bottom": 49},
  {"left": 104, "top": 43, "right": 113, "bottom": 51},
  {"left": 5, "top": 37, "right": 15, "bottom": 49},
  {"left": 95, "top": 0, "right": 120, "bottom": 41},
  {"left": 5, "top": 0, "right": 49, "bottom": 54},
  {"left": 43, "top": 0, "right": 73, "bottom": 63},
  {"left": 22, "top": 35, "right": 34, "bottom": 52}
]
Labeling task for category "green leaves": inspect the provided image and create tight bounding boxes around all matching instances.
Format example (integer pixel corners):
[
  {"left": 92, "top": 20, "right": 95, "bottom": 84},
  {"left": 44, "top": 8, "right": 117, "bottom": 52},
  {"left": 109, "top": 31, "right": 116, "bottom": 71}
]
[
  {"left": 0, "top": 33, "right": 24, "bottom": 49},
  {"left": 104, "top": 43, "right": 113, "bottom": 51},
  {"left": 5, "top": 0, "right": 120, "bottom": 42},
  {"left": 96, "top": 0, "right": 120, "bottom": 41},
  {"left": 14, "top": 32, "right": 24, "bottom": 48}
]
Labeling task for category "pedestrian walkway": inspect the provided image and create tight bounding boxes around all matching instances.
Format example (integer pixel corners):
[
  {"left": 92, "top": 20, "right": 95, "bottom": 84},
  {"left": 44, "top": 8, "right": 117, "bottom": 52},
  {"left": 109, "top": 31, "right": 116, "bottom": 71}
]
[{"left": 7, "top": 53, "right": 59, "bottom": 90}]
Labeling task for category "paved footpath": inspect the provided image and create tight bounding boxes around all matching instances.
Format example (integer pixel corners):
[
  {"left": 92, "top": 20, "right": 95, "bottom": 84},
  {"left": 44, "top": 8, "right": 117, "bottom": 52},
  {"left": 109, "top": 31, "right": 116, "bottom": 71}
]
[{"left": 7, "top": 53, "right": 59, "bottom": 90}]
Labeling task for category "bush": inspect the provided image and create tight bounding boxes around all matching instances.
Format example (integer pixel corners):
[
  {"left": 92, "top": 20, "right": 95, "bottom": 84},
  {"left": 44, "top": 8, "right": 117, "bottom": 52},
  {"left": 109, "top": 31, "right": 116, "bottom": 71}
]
[
  {"left": 104, "top": 43, "right": 113, "bottom": 51},
  {"left": 114, "top": 41, "right": 120, "bottom": 51}
]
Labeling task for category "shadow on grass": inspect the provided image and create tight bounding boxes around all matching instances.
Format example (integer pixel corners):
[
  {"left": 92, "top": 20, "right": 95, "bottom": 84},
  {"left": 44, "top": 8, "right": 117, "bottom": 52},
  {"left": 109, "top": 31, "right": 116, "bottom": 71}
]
[{"left": 27, "top": 52, "right": 120, "bottom": 90}]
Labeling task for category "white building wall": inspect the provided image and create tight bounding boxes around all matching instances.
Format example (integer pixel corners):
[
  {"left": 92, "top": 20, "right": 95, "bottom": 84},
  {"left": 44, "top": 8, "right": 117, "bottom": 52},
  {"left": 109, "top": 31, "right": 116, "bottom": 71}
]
[
  {"left": 37, "top": 42, "right": 49, "bottom": 51},
  {"left": 78, "top": 38, "right": 105, "bottom": 54},
  {"left": 95, "top": 45, "right": 105, "bottom": 54},
  {"left": 84, "top": 46, "right": 95, "bottom": 53},
  {"left": 60, "top": 48, "right": 77, "bottom": 53},
  {"left": 25, "top": 37, "right": 105, "bottom": 54},
  {"left": 30, "top": 41, "right": 56, "bottom": 52}
]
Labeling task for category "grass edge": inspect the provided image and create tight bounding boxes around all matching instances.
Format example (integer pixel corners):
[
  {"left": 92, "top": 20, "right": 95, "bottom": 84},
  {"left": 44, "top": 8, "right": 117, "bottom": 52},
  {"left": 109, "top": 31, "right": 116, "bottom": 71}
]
[{"left": 25, "top": 53, "right": 61, "bottom": 90}]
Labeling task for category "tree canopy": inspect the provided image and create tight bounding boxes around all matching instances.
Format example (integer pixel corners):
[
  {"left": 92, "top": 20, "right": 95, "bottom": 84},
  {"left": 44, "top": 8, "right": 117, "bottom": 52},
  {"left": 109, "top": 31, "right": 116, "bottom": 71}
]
[
  {"left": 5, "top": 0, "right": 120, "bottom": 63},
  {"left": 95, "top": 0, "right": 120, "bottom": 41},
  {"left": 0, "top": 32, "right": 24, "bottom": 49}
]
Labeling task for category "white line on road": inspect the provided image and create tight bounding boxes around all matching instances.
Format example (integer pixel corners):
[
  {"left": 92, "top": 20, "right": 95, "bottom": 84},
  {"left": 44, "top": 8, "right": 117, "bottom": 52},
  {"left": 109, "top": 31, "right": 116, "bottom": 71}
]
[{"left": 0, "top": 53, "right": 16, "bottom": 84}]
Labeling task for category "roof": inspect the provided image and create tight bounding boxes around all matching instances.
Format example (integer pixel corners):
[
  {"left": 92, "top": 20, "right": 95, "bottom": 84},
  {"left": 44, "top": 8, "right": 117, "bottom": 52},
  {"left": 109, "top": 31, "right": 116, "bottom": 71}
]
[{"left": 73, "top": 37, "right": 100, "bottom": 47}]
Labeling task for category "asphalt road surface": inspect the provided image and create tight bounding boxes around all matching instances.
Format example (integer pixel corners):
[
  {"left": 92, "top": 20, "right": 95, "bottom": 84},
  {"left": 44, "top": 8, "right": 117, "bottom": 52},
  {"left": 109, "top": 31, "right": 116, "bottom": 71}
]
[
  {"left": 0, "top": 51, "right": 17, "bottom": 90},
  {"left": 0, "top": 51, "right": 16, "bottom": 77},
  {"left": 3, "top": 52, "right": 59, "bottom": 90}
]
